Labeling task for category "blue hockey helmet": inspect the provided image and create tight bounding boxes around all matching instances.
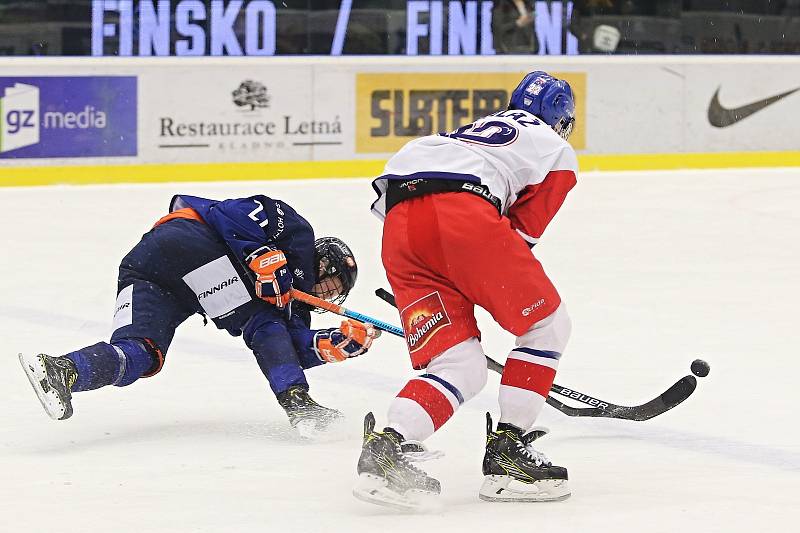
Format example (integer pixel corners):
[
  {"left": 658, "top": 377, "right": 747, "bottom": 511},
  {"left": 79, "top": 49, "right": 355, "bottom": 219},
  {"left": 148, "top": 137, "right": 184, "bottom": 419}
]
[{"left": 509, "top": 71, "right": 576, "bottom": 141}]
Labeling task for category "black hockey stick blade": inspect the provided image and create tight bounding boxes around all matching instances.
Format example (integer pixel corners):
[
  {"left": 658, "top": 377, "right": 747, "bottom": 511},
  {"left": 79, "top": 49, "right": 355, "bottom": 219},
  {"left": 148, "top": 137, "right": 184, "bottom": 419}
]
[
  {"left": 546, "top": 375, "right": 698, "bottom": 421},
  {"left": 375, "top": 288, "right": 396, "bottom": 307}
]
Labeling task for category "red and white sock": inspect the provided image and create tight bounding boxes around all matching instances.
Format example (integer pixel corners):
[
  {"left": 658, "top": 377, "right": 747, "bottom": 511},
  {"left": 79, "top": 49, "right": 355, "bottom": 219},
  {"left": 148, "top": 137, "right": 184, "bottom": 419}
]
[
  {"left": 386, "top": 337, "right": 488, "bottom": 441},
  {"left": 499, "top": 303, "right": 571, "bottom": 430},
  {"left": 499, "top": 349, "right": 559, "bottom": 430}
]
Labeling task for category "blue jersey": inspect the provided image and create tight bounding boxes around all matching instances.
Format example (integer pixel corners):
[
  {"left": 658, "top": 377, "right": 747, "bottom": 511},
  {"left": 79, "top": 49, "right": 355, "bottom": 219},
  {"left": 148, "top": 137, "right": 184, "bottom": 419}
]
[
  {"left": 169, "top": 194, "right": 316, "bottom": 294},
  {"left": 74, "top": 194, "right": 331, "bottom": 400}
]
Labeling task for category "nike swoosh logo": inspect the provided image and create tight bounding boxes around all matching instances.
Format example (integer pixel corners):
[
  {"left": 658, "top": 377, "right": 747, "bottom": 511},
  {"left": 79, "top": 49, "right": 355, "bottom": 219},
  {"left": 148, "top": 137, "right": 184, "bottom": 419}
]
[{"left": 708, "top": 86, "right": 800, "bottom": 128}]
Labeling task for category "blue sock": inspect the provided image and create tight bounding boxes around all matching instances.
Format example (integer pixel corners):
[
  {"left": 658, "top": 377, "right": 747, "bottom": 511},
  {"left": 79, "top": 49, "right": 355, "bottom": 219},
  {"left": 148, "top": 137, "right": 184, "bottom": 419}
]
[
  {"left": 66, "top": 340, "right": 155, "bottom": 391},
  {"left": 66, "top": 342, "right": 122, "bottom": 391}
]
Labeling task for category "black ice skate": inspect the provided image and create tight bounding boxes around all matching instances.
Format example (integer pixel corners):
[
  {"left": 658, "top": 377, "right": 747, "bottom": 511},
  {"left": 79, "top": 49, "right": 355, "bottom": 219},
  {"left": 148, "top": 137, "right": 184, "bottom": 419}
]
[
  {"left": 353, "top": 412, "right": 441, "bottom": 511},
  {"left": 18, "top": 353, "right": 78, "bottom": 421},
  {"left": 480, "top": 412, "right": 570, "bottom": 502},
  {"left": 277, "top": 385, "right": 343, "bottom": 437}
]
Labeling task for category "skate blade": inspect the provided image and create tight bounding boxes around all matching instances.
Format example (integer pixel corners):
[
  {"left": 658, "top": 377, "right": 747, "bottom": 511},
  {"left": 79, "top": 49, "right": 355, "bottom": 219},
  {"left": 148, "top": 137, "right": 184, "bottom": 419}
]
[
  {"left": 353, "top": 474, "right": 441, "bottom": 512},
  {"left": 18, "top": 353, "right": 69, "bottom": 421},
  {"left": 479, "top": 475, "right": 571, "bottom": 502}
]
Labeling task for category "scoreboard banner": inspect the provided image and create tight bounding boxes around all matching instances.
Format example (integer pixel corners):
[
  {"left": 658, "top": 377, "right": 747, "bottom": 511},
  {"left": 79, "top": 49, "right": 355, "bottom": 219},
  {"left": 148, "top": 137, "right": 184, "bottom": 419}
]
[{"left": 89, "top": 0, "right": 578, "bottom": 57}]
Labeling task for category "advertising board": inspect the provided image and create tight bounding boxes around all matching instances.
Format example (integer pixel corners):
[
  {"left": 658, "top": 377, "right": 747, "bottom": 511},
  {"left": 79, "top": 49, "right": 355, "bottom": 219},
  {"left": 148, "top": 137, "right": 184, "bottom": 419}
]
[
  {"left": 0, "top": 56, "right": 797, "bottom": 186},
  {"left": 138, "top": 66, "right": 344, "bottom": 163},
  {"left": 355, "top": 71, "right": 586, "bottom": 154},
  {"left": 0, "top": 76, "right": 137, "bottom": 159}
]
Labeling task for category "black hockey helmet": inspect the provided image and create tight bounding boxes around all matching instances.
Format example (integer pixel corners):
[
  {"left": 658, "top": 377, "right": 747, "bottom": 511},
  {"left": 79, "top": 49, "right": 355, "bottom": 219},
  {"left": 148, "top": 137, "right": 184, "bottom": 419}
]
[{"left": 312, "top": 237, "right": 358, "bottom": 308}]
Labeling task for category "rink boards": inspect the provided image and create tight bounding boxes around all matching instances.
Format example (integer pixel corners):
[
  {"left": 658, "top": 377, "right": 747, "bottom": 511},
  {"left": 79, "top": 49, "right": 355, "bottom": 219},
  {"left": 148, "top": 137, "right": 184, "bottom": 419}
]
[{"left": 1, "top": 56, "right": 799, "bottom": 186}]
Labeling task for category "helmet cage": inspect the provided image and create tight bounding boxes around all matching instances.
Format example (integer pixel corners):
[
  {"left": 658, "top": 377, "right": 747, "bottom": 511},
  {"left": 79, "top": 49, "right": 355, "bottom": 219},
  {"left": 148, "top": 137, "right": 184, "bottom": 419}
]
[
  {"left": 311, "top": 237, "right": 357, "bottom": 310},
  {"left": 553, "top": 115, "right": 575, "bottom": 141}
]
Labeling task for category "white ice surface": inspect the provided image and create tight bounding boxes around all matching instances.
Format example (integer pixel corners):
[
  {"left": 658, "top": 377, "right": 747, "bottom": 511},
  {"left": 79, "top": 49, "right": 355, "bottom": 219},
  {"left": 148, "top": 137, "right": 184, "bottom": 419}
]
[{"left": 1, "top": 169, "right": 798, "bottom": 533}]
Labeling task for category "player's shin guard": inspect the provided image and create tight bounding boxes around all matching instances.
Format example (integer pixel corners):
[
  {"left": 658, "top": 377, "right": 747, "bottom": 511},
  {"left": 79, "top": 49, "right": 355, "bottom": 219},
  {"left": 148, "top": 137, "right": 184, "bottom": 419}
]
[
  {"left": 244, "top": 316, "right": 310, "bottom": 396},
  {"left": 66, "top": 340, "right": 156, "bottom": 391},
  {"left": 111, "top": 339, "right": 161, "bottom": 386},
  {"left": 387, "top": 337, "right": 488, "bottom": 441},
  {"left": 499, "top": 304, "right": 570, "bottom": 430}
]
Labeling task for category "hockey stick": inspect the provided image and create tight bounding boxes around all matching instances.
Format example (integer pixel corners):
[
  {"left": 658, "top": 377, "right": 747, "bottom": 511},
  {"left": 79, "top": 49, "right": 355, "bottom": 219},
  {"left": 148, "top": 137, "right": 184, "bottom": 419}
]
[
  {"left": 374, "top": 288, "right": 701, "bottom": 421},
  {"left": 545, "top": 378, "right": 698, "bottom": 421},
  {"left": 291, "top": 289, "right": 398, "bottom": 336}
]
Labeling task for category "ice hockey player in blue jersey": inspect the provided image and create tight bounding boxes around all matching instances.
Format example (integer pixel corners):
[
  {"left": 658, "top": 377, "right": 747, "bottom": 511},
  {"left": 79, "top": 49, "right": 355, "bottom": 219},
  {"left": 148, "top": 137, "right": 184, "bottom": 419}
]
[{"left": 18, "top": 194, "right": 379, "bottom": 436}]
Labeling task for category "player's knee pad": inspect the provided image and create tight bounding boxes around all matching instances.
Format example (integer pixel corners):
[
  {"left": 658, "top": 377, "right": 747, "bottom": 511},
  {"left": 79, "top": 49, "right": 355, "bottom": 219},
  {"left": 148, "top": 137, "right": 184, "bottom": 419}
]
[
  {"left": 516, "top": 302, "right": 571, "bottom": 356},
  {"left": 425, "top": 337, "right": 489, "bottom": 403},
  {"left": 65, "top": 338, "right": 160, "bottom": 391}
]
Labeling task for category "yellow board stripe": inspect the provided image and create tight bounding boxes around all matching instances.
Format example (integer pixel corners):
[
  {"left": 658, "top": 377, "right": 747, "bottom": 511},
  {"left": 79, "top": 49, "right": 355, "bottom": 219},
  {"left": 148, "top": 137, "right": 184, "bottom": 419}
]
[
  {"left": 0, "top": 160, "right": 389, "bottom": 187},
  {"left": 580, "top": 151, "right": 800, "bottom": 171},
  {"left": 1, "top": 151, "right": 799, "bottom": 187}
]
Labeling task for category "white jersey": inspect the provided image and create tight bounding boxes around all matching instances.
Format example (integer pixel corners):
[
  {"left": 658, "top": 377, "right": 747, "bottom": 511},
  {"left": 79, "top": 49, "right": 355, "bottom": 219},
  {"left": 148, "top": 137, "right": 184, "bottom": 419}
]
[{"left": 371, "top": 109, "right": 578, "bottom": 247}]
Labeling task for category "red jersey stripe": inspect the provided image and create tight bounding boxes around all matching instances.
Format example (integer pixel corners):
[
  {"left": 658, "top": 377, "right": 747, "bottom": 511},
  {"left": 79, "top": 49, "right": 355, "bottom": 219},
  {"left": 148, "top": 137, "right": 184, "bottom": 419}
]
[{"left": 508, "top": 169, "right": 577, "bottom": 240}]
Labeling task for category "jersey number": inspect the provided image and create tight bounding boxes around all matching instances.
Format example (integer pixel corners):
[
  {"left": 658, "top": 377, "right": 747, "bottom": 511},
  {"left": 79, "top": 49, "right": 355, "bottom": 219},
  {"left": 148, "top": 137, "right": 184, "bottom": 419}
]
[
  {"left": 248, "top": 200, "right": 269, "bottom": 228},
  {"left": 443, "top": 120, "right": 519, "bottom": 146}
]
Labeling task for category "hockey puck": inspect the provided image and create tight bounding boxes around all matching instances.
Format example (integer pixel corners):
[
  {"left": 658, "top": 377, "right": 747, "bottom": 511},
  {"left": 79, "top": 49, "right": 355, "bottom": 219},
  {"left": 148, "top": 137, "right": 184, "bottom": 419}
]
[{"left": 691, "top": 359, "right": 710, "bottom": 378}]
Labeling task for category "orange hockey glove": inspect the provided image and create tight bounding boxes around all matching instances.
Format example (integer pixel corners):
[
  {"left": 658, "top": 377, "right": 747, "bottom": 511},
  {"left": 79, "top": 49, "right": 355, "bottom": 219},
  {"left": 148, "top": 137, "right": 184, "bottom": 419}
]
[
  {"left": 313, "top": 319, "right": 379, "bottom": 363},
  {"left": 248, "top": 249, "right": 293, "bottom": 308}
]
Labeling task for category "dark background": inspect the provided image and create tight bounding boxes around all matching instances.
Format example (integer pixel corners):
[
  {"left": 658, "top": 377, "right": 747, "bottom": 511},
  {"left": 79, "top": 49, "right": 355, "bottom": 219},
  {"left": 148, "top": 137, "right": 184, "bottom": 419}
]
[{"left": 0, "top": 0, "right": 797, "bottom": 56}]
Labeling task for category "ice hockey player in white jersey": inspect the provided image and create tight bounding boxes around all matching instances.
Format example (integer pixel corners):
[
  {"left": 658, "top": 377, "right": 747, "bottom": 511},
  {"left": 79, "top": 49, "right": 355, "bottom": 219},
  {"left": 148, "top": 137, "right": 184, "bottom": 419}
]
[{"left": 354, "top": 71, "right": 578, "bottom": 509}]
